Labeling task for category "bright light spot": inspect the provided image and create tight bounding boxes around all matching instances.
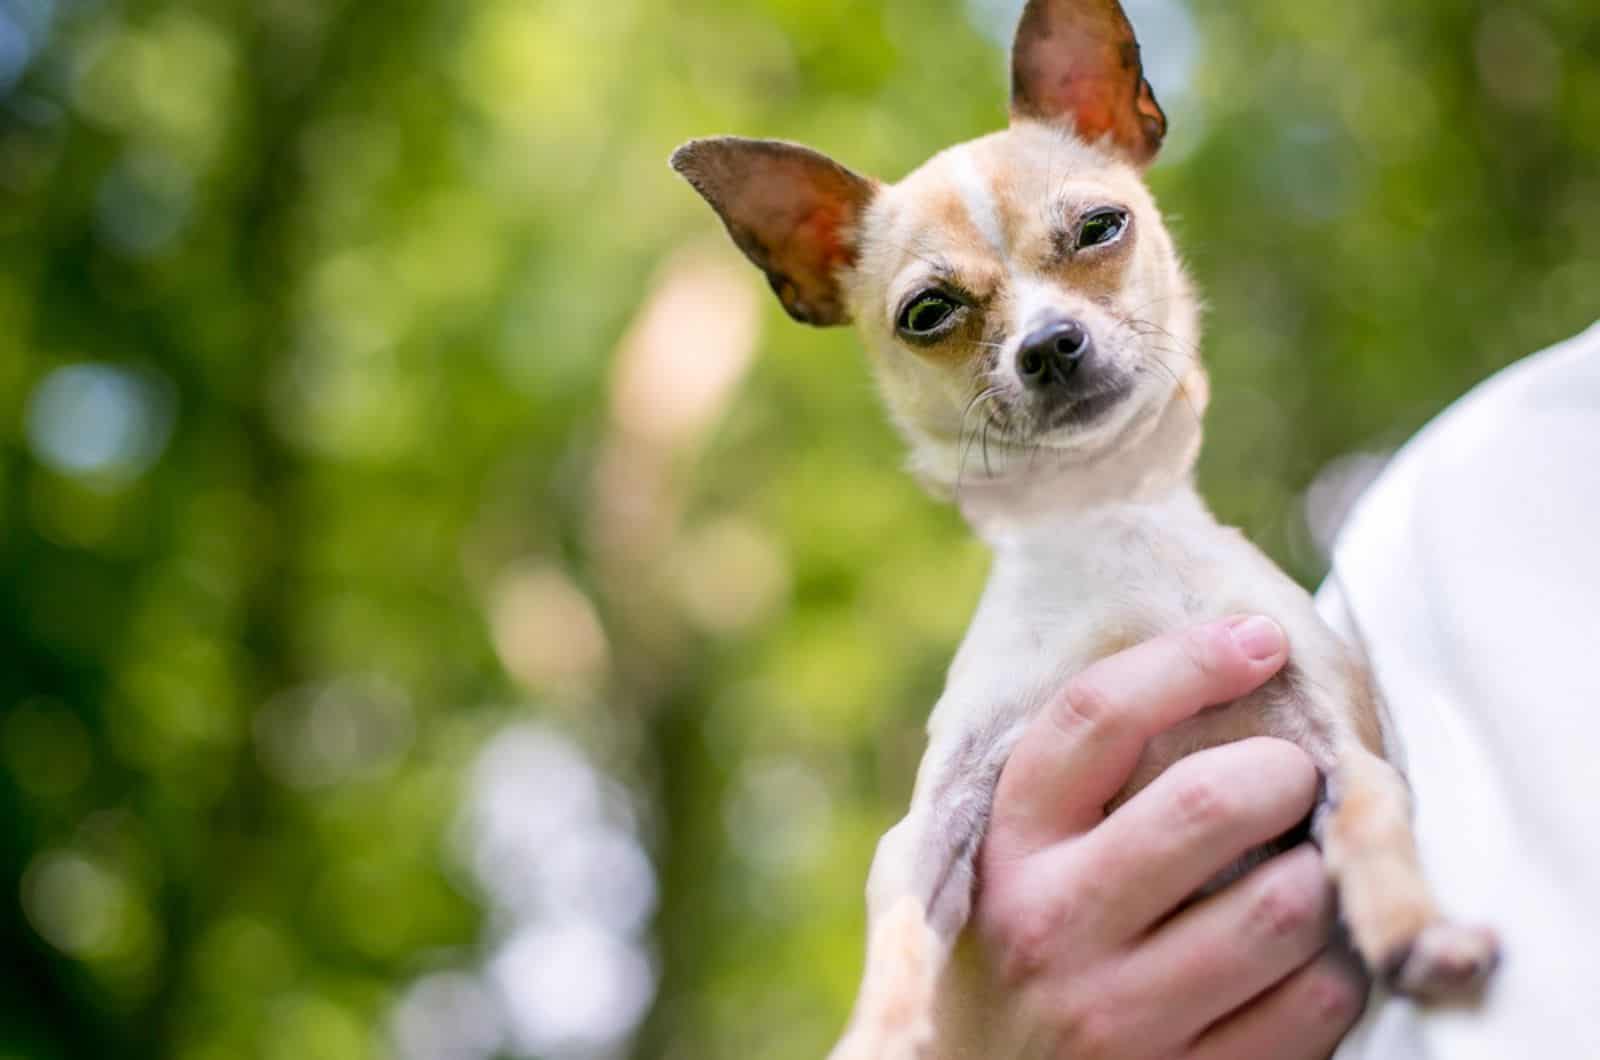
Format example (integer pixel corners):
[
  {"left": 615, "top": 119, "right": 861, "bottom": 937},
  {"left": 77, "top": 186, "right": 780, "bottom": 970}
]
[
  {"left": 539, "top": 824, "right": 658, "bottom": 937},
  {"left": 669, "top": 517, "right": 790, "bottom": 634},
  {"left": 489, "top": 565, "right": 610, "bottom": 694},
  {"left": 965, "top": 0, "right": 1021, "bottom": 46},
  {"left": 0, "top": 0, "right": 55, "bottom": 92},
  {"left": 724, "top": 757, "right": 833, "bottom": 873},
  {"left": 391, "top": 971, "right": 506, "bottom": 1060},
  {"left": 1123, "top": 0, "right": 1200, "bottom": 106},
  {"left": 1303, "top": 449, "right": 1392, "bottom": 558},
  {"left": 609, "top": 245, "right": 760, "bottom": 448},
  {"left": 254, "top": 675, "right": 414, "bottom": 789},
  {"left": 22, "top": 850, "right": 128, "bottom": 958},
  {"left": 488, "top": 921, "right": 655, "bottom": 1059},
  {"left": 0, "top": 19, "right": 25, "bottom": 92},
  {"left": 437, "top": 724, "right": 659, "bottom": 1059},
  {"left": 464, "top": 725, "right": 609, "bottom": 917},
  {"left": 25, "top": 362, "right": 175, "bottom": 484}
]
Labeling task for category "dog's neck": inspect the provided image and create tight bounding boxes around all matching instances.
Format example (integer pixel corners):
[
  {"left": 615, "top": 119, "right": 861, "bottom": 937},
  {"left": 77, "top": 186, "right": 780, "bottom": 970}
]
[{"left": 950, "top": 392, "right": 1207, "bottom": 553}]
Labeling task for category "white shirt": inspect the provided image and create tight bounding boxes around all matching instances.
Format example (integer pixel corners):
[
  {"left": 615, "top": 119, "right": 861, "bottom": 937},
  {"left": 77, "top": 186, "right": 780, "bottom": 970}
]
[{"left": 1322, "top": 321, "right": 1600, "bottom": 1058}]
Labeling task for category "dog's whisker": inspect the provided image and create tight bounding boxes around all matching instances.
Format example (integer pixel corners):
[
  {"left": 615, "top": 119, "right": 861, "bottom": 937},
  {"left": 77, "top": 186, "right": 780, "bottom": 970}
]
[
  {"left": 980, "top": 411, "right": 996, "bottom": 479},
  {"left": 954, "top": 384, "right": 1009, "bottom": 496},
  {"left": 1136, "top": 357, "right": 1203, "bottom": 430},
  {"left": 1127, "top": 315, "right": 1199, "bottom": 359}
]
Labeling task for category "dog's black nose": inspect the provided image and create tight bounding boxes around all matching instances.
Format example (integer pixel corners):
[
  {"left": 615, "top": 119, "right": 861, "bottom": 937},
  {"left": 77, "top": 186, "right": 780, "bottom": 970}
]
[{"left": 1016, "top": 320, "right": 1090, "bottom": 389}]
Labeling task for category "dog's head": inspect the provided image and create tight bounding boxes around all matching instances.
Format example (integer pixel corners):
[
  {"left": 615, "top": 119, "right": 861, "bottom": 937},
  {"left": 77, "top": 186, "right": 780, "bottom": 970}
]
[{"left": 672, "top": 0, "right": 1203, "bottom": 497}]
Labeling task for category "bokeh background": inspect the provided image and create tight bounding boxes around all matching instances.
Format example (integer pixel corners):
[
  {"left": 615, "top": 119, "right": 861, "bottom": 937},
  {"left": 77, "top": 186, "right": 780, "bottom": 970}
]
[{"left": 1, "top": 0, "right": 1596, "bottom": 1057}]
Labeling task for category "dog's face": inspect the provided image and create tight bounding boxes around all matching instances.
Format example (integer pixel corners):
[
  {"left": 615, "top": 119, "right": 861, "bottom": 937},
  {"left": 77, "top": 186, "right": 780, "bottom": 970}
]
[
  {"left": 846, "top": 122, "right": 1201, "bottom": 486},
  {"left": 673, "top": 0, "right": 1204, "bottom": 491}
]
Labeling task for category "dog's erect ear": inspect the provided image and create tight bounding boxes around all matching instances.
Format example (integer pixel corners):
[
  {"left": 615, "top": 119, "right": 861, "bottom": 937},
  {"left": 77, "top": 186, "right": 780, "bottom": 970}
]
[
  {"left": 1010, "top": 0, "right": 1166, "bottom": 166},
  {"left": 670, "top": 138, "right": 876, "bottom": 327}
]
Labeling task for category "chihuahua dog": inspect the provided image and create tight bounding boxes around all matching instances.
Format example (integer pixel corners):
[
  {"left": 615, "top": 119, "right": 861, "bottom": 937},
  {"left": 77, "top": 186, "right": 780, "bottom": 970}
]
[{"left": 672, "top": 0, "right": 1498, "bottom": 1055}]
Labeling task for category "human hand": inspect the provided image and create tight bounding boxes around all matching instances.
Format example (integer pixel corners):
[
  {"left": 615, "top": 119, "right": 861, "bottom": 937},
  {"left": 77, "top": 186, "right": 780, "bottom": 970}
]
[{"left": 932, "top": 617, "right": 1368, "bottom": 1059}]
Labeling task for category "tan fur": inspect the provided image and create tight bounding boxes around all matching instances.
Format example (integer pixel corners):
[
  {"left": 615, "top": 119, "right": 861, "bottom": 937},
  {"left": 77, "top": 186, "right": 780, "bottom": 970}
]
[
  {"left": 1324, "top": 758, "right": 1430, "bottom": 951},
  {"left": 832, "top": 897, "right": 939, "bottom": 1060},
  {"left": 1342, "top": 650, "right": 1389, "bottom": 758}
]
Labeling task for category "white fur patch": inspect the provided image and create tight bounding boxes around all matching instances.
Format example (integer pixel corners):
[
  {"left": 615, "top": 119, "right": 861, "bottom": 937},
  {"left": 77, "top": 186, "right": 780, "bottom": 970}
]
[
  {"left": 950, "top": 152, "right": 1005, "bottom": 254},
  {"left": 1009, "top": 274, "right": 1063, "bottom": 339}
]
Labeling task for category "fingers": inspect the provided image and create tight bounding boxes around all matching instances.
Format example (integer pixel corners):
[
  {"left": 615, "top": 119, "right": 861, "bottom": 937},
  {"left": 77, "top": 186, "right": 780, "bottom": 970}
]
[
  {"left": 1189, "top": 947, "right": 1369, "bottom": 1060},
  {"left": 990, "top": 616, "right": 1289, "bottom": 856},
  {"left": 1110, "top": 845, "right": 1336, "bottom": 1048},
  {"left": 1071, "top": 737, "right": 1320, "bottom": 937}
]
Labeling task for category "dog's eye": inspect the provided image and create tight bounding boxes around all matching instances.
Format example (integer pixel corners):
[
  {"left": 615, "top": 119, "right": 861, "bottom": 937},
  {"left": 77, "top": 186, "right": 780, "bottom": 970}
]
[
  {"left": 898, "top": 291, "right": 960, "bottom": 337},
  {"left": 1077, "top": 208, "right": 1128, "bottom": 249}
]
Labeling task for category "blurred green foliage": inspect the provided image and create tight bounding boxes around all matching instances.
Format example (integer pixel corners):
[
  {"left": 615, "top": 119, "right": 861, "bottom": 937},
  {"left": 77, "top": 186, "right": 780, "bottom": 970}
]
[{"left": 0, "top": 0, "right": 1595, "bottom": 1057}]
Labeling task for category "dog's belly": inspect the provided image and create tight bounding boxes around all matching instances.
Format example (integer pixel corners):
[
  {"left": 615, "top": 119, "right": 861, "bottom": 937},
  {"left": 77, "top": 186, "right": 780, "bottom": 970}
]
[
  {"left": 1100, "top": 664, "right": 1328, "bottom": 892},
  {"left": 1106, "top": 665, "right": 1327, "bottom": 811}
]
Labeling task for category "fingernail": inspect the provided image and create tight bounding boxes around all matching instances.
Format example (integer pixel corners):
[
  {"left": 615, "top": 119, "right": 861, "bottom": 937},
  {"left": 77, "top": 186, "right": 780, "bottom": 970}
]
[{"left": 1228, "top": 615, "right": 1285, "bottom": 661}]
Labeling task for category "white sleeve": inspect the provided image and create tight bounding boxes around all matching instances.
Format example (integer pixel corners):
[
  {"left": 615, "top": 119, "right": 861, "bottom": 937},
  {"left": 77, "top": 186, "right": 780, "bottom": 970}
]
[{"left": 1319, "top": 321, "right": 1600, "bottom": 1059}]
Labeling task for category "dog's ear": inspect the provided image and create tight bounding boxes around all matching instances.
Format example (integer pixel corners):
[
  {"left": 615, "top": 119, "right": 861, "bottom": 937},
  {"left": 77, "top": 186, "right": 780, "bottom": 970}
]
[
  {"left": 670, "top": 138, "right": 876, "bottom": 327},
  {"left": 1010, "top": 0, "right": 1166, "bottom": 166}
]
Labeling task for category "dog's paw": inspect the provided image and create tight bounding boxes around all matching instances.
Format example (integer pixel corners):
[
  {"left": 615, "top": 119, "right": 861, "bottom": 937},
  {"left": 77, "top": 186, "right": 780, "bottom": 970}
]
[{"left": 1382, "top": 921, "right": 1500, "bottom": 1001}]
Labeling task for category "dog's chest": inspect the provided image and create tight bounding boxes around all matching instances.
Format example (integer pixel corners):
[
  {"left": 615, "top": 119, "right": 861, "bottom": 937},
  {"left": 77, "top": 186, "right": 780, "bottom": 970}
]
[
  {"left": 938, "top": 492, "right": 1340, "bottom": 791},
  {"left": 960, "top": 495, "right": 1267, "bottom": 668}
]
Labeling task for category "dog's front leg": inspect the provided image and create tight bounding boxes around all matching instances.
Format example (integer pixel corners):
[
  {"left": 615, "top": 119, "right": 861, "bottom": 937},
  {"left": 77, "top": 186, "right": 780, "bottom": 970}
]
[
  {"left": 1318, "top": 743, "right": 1500, "bottom": 999},
  {"left": 829, "top": 715, "right": 1026, "bottom": 1060}
]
